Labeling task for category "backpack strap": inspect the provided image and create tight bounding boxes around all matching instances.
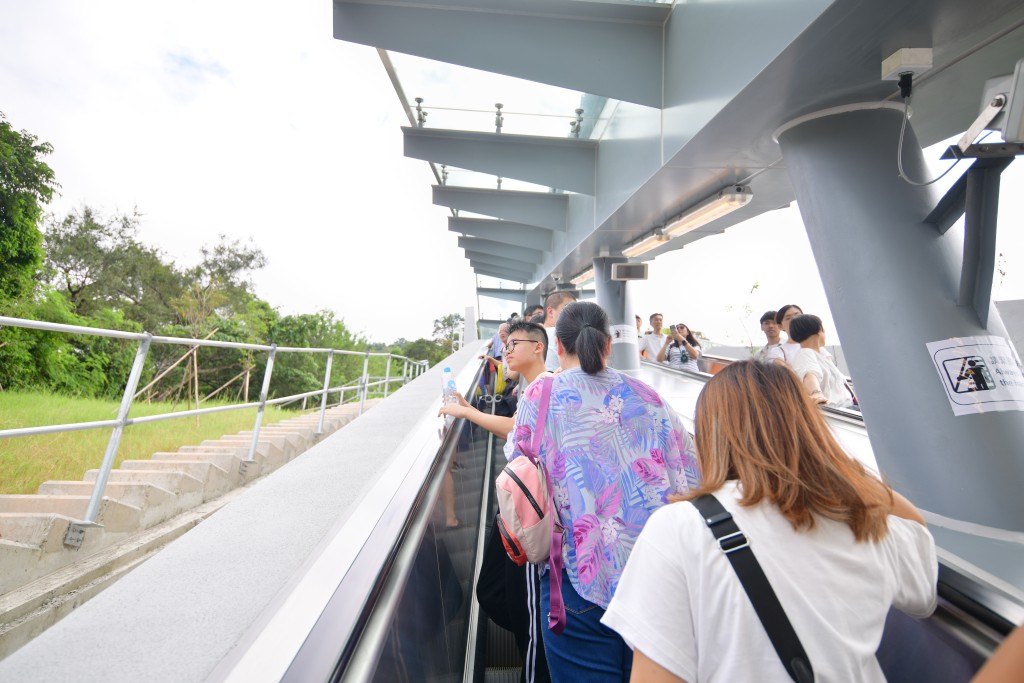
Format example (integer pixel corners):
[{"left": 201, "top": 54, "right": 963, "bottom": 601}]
[
  {"left": 690, "top": 494, "right": 814, "bottom": 683},
  {"left": 517, "top": 377, "right": 567, "bottom": 635}
]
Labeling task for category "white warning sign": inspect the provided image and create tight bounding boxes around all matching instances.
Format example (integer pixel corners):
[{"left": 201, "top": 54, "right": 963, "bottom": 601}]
[
  {"left": 610, "top": 324, "right": 638, "bottom": 346},
  {"left": 926, "top": 335, "right": 1024, "bottom": 416}
]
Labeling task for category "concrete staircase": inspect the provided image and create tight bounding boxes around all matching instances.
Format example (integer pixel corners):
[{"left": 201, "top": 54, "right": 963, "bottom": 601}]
[{"left": 0, "top": 401, "right": 379, "bottom": 657}]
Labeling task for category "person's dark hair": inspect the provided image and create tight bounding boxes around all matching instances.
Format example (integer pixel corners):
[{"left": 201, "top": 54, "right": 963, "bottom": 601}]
[
  {"left": 544, "top": 290, "right": 578, "bottom": 312},
  {"left": 672, "top": 324, "right": 699, "bottom": 348},
  {"left": 788, "top": 314, "right": 823, "bottom": 343},
  {"left": 555, "top": 301, "right": 609, "bottom": 374},
  {"left": 506, "top": 320, "right": 549, "bottom": 357},
  {"left": 775, "top": 304, "right": 802, "bottom": 325},
  {"left": 524, "top": 304, "right": 544, "bottom": 319},
  {"left": 528, "top": 312, "right": 545, "bottom": 325},
  {"left": 760, "top": 310, "right": 777, "bottom": 325}
]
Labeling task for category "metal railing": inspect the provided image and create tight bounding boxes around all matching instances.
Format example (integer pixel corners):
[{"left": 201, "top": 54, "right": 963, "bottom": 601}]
[{"left": 0, "top": 315, "right": 429, "bottom": 546}]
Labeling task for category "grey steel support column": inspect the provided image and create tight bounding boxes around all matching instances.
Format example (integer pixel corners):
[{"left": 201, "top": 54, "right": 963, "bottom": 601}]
[
  {"left": 593, "top": 257, "right": 639, "bottom": 372},
  {"left": 776, "top": 104, "right": 1024, "bottom": 530}
]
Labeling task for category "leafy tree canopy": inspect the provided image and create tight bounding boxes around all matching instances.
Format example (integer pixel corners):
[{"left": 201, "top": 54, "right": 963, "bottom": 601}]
[
  {"left": 0, "top": 112, "right": 58, "bottom": 304},
  {"left": 433, "top": 313, "right": 464, "bottom": 356}
]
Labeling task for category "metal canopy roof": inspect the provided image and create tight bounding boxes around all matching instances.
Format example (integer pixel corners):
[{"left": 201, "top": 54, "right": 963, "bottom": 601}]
[{"left": 333, "top": 0, "right": 1024, "bottom": 298}]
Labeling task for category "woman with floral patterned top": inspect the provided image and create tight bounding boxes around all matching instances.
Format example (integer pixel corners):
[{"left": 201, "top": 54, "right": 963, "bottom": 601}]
[{"left": 505, "top": 301, "right": 701, "bottom": 683}]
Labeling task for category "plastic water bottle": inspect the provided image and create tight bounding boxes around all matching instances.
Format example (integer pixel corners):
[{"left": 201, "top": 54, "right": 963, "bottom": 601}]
[
  {"left": 442, "top": 366, "right": 457, "bottom": 428},
  {"left": 442, "top": 367, "right": 457, "bottom": 405}
]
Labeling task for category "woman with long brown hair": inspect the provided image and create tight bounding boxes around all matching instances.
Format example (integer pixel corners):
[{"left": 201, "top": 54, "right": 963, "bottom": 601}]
[{"left": 602, "top": 360, "right": 937, "bottom": 682}]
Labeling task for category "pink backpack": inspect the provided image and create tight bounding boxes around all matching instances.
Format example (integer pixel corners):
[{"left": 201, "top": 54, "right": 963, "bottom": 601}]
[{"left": 494, "top": 377, "right": 566, "bottom": 634}]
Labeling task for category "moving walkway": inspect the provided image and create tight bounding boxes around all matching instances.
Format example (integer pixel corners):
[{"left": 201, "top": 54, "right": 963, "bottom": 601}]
[{"left": 0, "top": 351, "right": 1019, "bottom": 682}]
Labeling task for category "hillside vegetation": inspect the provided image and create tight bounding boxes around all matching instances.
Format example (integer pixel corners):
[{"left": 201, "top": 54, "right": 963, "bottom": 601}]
[{"left": 0, "top": 391, "right": 288, "bottom": 495}]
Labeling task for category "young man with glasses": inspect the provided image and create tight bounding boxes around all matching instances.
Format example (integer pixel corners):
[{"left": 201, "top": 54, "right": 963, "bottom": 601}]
[
  {"left": 442, "top": 320, "right": 555, "bottom": 683},
  {"left": 438, "top": 321, "right": 549, "bottom": 437}
]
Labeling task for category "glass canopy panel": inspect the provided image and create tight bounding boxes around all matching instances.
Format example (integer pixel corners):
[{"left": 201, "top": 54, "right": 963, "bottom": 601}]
[
  {"left": 441, "top": 167, "right": 554, "bottom": 193},
  {"left": 386, "top": 52, "right": 593, "bottom": 138}
]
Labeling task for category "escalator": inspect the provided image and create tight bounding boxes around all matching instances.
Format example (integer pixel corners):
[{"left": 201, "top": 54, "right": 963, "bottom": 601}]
[{"left": 281, "top": 358, "right": 1020, "bottom": 683}]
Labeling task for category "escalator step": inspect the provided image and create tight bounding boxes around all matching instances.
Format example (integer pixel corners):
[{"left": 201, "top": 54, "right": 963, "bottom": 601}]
[
  {"left": 485, "top": 667, "right": 522, "bottom": 683},
  {"left": 486, "top": 619, "right": 522, "bottom": 668}
]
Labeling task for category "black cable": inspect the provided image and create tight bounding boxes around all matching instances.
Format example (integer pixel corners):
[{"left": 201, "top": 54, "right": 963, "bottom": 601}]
[{"left": 896, "top": 73, "right": 964, "bottom": 187}]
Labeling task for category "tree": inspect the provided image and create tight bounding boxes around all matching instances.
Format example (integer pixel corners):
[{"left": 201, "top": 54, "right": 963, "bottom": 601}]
[
  {"left": 397, "top": 338, "right": 445, "bottom": 367},
  {"left": 0, "top": 112, "right": 58, "bottom": 305},
  {"left": 176, "top": 235, "right": 267, "bottom": 334},
  {"left": 432, "top": 313, "right": 464, "bottom": 356},
  {"left": 266, "top": 310, "right": 366, "bottom": 401}
]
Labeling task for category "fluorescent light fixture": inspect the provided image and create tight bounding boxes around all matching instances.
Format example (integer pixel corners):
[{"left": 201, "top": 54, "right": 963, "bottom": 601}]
[
  {"left": 622, "top": 229, "right": 670, "bottom": 258},
  {"left": 570, "top": 267, "right": 594, "bottom": 286},
  {"left": 663, "top": 185, "right": 753, "bottom": 238}
]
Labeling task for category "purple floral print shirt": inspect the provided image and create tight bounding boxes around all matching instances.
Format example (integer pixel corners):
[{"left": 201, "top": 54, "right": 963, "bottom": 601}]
[{"left": 504, "top": 367, "right": 700, "bottom": 608}]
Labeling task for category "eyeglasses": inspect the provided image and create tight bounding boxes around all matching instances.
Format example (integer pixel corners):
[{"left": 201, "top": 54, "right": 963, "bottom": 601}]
[{"left": 504, "top": 339, "right": 542, "bottom": 353}]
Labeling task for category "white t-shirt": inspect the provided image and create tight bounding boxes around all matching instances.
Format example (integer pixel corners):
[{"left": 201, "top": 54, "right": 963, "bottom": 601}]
[
  {"left": 640, "top": 333, "right": 667, "bottom": 362},
  {"left": 602, "top": 481, "right": 937, "bottom": 683},
  {"left": 766, "top": 341, "right": 832, "bottom": 366},
  {"left": 791, "top": 348, "right": 854, "bottom": 408},
  {"left": 765, "top": 341, "right": 800, "bottom": 365},
  {"left": 545, "top": 326, "right": 560, "bottom": 372},
  {"left": 753, "top": 342, "right": 782, "bottom": 363}
]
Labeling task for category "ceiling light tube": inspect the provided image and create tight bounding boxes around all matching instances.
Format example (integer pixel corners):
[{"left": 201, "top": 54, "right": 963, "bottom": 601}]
[
  {"left": 570, "top": 267, "right": 594, "bottom": 286},
  {"left": 663, "top": 185, "right": 753, "bottom": 238},
  {"left": 622, "top": 228, "right": 670, "bottom": 258}
]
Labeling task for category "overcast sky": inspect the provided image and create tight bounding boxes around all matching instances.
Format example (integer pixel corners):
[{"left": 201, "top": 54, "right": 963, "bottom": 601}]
[{"left": 2, "top": 1, "right": 1021, "bottom": 347}]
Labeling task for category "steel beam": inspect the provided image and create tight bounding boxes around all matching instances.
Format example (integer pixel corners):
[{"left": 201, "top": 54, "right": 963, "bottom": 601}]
[
  {"left": 433, "top": 186, "right": 567, "bottom": 232},
  {"left": 465, "top": 250, "right": 536, "bottom": 272},
  {"left": 334, "top": 0, "right": 666, "bottom": 107},
  {"left": 459, "top": 236, "right": 542, "bottom": 263},
  {"left": 474, "top": 265, "right": 534, "bottom": 283},
  {"left": 404, "top": 128, "right": 597, "bottom": 195},
  {"left": 449, "top": 217, "right": 553, "bottom": 252},
  {"left": 477, "top": 287, "right": 527, "bottom": 303}
]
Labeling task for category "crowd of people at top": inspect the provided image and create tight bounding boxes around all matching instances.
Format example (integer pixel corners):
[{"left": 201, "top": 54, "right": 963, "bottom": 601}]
[
  {"left": 438, "top": 294, "right": 1015, "bottom": 682},
  {"left": 638, "top": 304, "right": 858, "bottom": 410}
]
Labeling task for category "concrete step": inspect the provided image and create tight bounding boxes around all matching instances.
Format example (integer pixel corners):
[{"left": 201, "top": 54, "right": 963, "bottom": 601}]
[
  {"left": 82, "top": 469, "right": 205, "bottom": 508},
  {"left": 0, "top": 496, "right": 142, "bottom": 534},
  {"left": 149, "top": 451, "right": 259, "bottom": 484},
  {"left": 35, "top": 482, "right": 181, "bottom": 529},
  {"left": 233, "top": 430, "right": 302, "bottom": 455},
  {"left": 195, "top": 440, "right": 287, "bottom": 473},
  {"left": 118, "top": 460, "right": 234, "bottom": 502},
  {"left": 202, "top": 436, "right": 289, "bottom": 465},
  {"left": 0, "top": 489, "right": 244, "bottom": 659},
  {"left": 0, "top": 512, "right": 140, "bottom": 596}
]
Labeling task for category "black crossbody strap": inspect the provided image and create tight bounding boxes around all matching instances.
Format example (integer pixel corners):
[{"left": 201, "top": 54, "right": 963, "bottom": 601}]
[{"left": 691, "top": 494, "right": 814, "bottom": 683}]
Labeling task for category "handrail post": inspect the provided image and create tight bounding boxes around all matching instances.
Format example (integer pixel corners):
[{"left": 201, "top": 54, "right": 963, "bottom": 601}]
[
  {"left": 359, "top": 350, "right": 370, "bottom": 415},
  {"left": 317, "top": 350, "right": 334, "bottom": 435},
  {"left": 383, "top": 355, "right": 392, "bottom": 398},
  {"left": 244, "top": 345, "right": 277, "bottom": 469},
  {"left": 402, "top": 358, "right": 409, "bottom": 386},
  {"left": 74, "top": 334, "right": 152, "bottom": 543}
]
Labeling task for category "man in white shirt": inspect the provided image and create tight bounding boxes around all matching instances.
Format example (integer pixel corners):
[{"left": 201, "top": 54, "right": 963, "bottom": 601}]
[
  {"left": 753, "top": 310, "right": 782, "bottom": 363},
  {"left": 639, "top": 313, "right": 667, "bottom": 362},
  {"left": 543, "top": 290, "right": 577, "bottom": 371}
]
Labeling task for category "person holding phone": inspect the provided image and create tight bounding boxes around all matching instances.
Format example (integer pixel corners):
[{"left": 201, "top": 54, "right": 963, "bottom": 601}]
[{"left": 658, "top": 323, "right": 701, "bottom": 372}]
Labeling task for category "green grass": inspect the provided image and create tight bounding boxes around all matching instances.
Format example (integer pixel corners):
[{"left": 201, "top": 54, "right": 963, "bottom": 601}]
[{"left": 0, "top": 391, "right": 289, "bottom": 495}]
